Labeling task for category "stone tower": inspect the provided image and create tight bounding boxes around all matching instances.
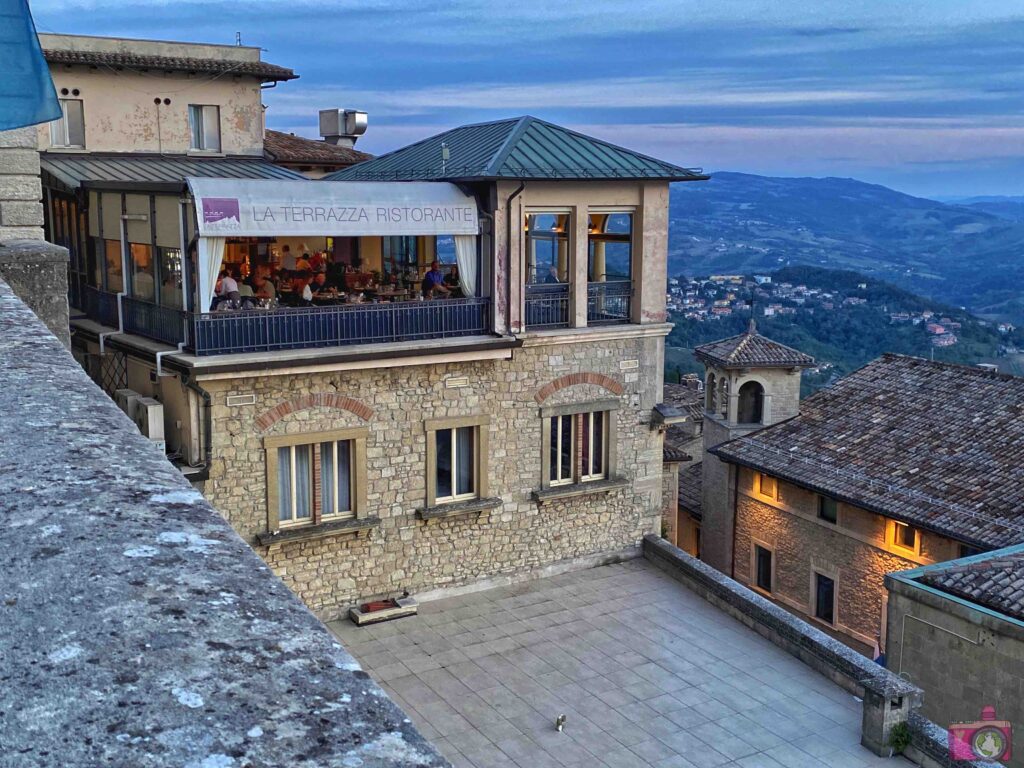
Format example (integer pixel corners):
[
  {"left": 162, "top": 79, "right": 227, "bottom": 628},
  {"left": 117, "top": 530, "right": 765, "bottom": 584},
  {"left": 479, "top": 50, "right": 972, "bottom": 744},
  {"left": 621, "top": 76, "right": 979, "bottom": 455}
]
[{"left": 694, "top": 320, "right": 814, "bottom": 575}]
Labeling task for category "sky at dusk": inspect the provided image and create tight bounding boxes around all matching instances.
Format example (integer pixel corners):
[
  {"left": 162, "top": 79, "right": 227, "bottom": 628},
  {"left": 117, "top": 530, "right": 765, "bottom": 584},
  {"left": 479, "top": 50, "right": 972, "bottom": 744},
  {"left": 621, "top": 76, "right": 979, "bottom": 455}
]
[{"left": 30, "top": 0, "right": 1024, "bottom": 198}]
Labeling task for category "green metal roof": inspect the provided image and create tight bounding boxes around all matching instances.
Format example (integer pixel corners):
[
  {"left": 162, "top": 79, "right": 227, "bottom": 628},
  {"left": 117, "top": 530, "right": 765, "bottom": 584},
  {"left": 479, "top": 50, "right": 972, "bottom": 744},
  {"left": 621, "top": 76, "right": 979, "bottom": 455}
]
[
  {"left": 325, "top": 116, "right": 707, "bottom": 182},
  {"left": 40, "top": 152, "right": 305, "bottom": 194}
]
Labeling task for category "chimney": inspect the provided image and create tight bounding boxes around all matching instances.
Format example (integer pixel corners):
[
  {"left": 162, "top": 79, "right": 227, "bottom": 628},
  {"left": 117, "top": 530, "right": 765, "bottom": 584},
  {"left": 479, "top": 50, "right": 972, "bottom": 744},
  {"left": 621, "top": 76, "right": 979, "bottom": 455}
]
[{"left": 319, "top": 109, "right": 367, "bottom": 148}]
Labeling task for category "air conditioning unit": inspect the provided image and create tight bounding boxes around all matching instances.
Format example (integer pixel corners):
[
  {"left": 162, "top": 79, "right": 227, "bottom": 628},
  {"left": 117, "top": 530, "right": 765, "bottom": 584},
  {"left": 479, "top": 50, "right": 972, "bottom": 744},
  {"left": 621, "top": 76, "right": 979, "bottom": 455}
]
[
  {"left": 134, "top": 397, "right": 166, "bottom": 453},
  {"left": 114, "top": 388, "right": 142, "bottom": 417}
]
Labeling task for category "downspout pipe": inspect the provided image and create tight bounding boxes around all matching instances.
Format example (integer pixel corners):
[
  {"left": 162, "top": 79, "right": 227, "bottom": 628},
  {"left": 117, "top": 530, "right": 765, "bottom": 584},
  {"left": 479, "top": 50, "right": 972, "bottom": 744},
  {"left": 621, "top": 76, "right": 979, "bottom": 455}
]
[
  {"left": 99, "top": 215, "right": 134, "bottom": 355},
  {"left": 505, "top": 182, "right": 525, "bottom": 335},
  {"left": 182, "top": 370, "right": 213, "bottom": 472}
]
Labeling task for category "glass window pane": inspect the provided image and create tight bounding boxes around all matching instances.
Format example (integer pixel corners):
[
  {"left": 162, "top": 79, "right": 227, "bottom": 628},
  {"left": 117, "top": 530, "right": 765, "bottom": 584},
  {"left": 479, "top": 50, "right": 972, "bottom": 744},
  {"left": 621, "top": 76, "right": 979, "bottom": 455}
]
[
  {"left": 293, "top": 444, "right": 311, "bottom": 519},
  {"left": 436, "top": 428, "right": 453, "bottom": 499},
  {"left": 321, "top": 441, "right": 335, "bottom": 515},
  {"left": 159, "top": 248, "right": 183, "bottom": 308},
  {"left": 582, "top": 413, "right": 592, "bottom": 477},
  {"left": 130, "top": 243, "right": 155, "bottom": 301},
  {"left": 549, "top": 416, "right": 559, "bottom": 483},
  {"left": 755, "top": 546, "right": 772, "bottom": 592},
  {"left": 188, "top": 105, "right": 202, "bottom": 149},
  {"left": 104, "top": 239, "right": 123, "bottom": 292},
  {"left": 336, "top": 440, "right": 352, "bottom": 513},
  {"left": 526, "top": 213, "right": 569, "bottom": 284},
  {"left": 815, "top": 574, "right": 835, "bottom": 623},
  {"left": 588, "top": 212, "right": 632, "bottom": 282},
  {"left": 819, "top": 497, "right": 837, "bottom": 524},
  {"left": 560, "top": 415, "right": 573, "bottom": 481},
  {"left": 203, "top": 105, "right": 221, "bottom": 151},
  {"left": 592, "top": 411, "right": 604, "bottom": 476},
  {"left": 277, "top": 446, "right": 292, "bottom": 522},
  {"left": 50, "top": 109, "right": 67, "bottom": 146},
  {"left": 456, "top": 426, "right": 474, "bottom": 496},
  {"left": 65, "top": 99, "right": 85, "bottom": 147}
]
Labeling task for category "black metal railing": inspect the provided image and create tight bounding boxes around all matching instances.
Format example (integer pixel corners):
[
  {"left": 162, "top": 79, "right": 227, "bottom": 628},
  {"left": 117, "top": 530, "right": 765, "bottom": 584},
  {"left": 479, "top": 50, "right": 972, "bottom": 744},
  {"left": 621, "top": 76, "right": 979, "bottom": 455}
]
[
  {"left": 587, "top": 281, "right": 632, "bottom": 325},
  {"left": 122, "top": 296, "right": 190, "bottom": 347},
  {"left": 82, "top": 286, "right": 120, "bottom": 328},
  {"left": 525, "top": 283, "right": 570, "bottom": 329},
  {"left": 190, "top": 297, "right": 490, "bottom": 355}
]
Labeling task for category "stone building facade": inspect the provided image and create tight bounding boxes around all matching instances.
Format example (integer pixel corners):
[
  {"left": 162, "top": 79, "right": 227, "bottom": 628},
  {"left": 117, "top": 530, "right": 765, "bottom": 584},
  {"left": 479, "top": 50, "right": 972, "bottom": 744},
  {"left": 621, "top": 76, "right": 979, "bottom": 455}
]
[
  {"left": 67, "top": 114, "right": 706, "bottom": 619},
  {"left": 197, "top": 333, "right": 664, "bottom": 616},
  {"left": 706, "top": 353, "right": 1024, "bottom": 656},
  {"left": 733, "top": 467, "right": 960, "bottom": 653}
]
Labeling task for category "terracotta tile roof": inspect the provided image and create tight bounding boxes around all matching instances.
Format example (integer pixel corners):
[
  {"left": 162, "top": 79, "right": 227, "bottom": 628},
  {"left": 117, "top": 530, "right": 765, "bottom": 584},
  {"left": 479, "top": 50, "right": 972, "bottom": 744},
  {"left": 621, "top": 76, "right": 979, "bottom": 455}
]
[
  {"left": 663, "top": 445, "right": 692, "bottom": 463},
  {"left": 662, "top": 381, "right": 704, "bottom": 452},
  {"left": 712, "top": 354, "right": 1024, "bottom": 549},
  {"left": 43, "top": 48, "right": 297, "bottom": 81},
  {"left": 678, "top": 461, "right": 703, "bottom": 519},
  {"left": 694, "top": 321, "right": 814, "bottom": 369},
  {"left": 263, "top": 130, "right": 372, "bottom": 167},
  {"left": 919, "top": 547, "right": 1024, "bottom": 622}
]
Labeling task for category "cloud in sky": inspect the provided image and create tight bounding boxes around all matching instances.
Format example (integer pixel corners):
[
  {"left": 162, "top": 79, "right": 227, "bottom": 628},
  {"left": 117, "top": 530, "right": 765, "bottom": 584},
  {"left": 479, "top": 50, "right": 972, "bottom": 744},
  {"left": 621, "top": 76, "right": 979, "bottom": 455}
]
[{"left": 30, "top": 0, "right": 1024, "bottom": 196}]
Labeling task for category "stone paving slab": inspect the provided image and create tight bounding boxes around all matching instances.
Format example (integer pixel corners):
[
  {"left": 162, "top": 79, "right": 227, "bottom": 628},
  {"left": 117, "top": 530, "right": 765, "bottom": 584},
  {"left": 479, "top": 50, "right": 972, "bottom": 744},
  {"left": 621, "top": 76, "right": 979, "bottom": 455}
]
[{"left": 329, "top": 559, "right": 913, "bottom": 768}]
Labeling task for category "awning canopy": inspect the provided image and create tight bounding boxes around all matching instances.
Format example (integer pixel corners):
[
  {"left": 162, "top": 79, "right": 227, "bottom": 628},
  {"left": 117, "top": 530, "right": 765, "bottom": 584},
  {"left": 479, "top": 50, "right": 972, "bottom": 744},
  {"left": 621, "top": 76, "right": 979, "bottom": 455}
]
[{"left": 187, "top": 177, "right": 479, "bottom": 238}]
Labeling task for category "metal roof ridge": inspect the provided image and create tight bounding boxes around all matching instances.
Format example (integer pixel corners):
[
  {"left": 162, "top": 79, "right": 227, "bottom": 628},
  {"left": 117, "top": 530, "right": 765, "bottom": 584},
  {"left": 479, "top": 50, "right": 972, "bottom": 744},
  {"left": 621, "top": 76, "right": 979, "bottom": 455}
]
[
  {"left": 520, "top": 115, "right": 707, "bottom": 179},
  {"left": 484, "top": 116, "right": 534, "bottom": 177}
]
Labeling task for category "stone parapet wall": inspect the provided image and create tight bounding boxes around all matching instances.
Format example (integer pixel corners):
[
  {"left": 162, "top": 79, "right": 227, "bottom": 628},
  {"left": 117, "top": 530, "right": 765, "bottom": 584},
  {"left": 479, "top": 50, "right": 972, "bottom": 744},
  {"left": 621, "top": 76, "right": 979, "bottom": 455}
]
[
  {"left": 641, "top": 534, "right": 995, "bottom": 765},
  {"left": 199, "top": 333, "right": 665, "bottom": 618},
  {"left": 0, "top": 277, "right": 446, "bottom": 767},
  {"left": 0, "top": 239, "right": 69, "bottom": 346}
]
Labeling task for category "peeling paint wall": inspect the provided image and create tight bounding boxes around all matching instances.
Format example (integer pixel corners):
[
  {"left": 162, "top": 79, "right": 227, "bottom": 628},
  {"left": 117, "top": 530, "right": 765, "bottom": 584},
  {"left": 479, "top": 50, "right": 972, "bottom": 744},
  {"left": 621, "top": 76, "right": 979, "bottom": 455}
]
[{"left": 38, "top": 67, "right": 265, "bottom": 155}]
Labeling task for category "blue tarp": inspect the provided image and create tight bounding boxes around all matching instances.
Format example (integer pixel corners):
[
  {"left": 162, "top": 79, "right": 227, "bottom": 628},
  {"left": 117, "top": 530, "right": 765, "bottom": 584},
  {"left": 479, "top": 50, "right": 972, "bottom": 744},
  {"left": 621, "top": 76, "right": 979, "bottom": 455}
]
[{"left": 0, "top": 0, "right": 60, "bottom": 130}]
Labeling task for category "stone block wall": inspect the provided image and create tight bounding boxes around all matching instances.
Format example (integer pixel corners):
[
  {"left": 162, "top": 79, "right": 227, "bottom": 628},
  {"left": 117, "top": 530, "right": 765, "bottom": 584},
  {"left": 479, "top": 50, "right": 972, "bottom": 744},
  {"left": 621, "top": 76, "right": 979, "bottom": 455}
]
[
  {"left": 0, "top": 127, "right": 44, "bottom": 241},
  {"left": 698, "top": 417, "right": 736, "bottom": 573},
  {"left": 733, "top": 467, "right": 960, "bottom": 652},
  {"left": 199, "top": 333, "right": 665, "bottom": 618}
]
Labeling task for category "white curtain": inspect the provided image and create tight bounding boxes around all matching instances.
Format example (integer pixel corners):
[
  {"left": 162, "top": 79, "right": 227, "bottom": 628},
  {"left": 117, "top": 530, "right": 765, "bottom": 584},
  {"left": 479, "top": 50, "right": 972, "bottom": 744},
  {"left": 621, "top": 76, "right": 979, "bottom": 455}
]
[
  {"left": 454, "top": 234, "right": 477, "bottom": 297},
  {"left": 197, "top": 236, "right": 226, "bottom": 312}
]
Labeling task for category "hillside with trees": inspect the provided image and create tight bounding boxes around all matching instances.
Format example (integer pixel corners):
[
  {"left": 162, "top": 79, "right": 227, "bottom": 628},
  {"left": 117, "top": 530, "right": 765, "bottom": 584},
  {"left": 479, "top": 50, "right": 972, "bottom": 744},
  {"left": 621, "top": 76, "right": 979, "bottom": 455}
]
[{"left": 666, "top": 266, "right": 1023, "bottom": 394}]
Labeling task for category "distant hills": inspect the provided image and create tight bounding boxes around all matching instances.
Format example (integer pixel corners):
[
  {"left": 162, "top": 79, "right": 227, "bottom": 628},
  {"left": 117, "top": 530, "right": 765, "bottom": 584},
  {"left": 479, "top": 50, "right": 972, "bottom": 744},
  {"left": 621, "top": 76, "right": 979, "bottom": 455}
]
[{"left": 668, "top": 173, "right": 1024, "bottom": 323}]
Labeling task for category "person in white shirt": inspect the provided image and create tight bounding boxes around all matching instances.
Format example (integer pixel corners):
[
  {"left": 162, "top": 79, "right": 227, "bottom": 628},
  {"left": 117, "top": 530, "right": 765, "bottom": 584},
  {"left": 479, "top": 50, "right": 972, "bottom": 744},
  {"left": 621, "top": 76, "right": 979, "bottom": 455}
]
[
  {"left": 280, "top": 245, "right": 297, "bottom": 272},
  {"left": 218, "top": 267, "right": 241, "bottom": 305}
]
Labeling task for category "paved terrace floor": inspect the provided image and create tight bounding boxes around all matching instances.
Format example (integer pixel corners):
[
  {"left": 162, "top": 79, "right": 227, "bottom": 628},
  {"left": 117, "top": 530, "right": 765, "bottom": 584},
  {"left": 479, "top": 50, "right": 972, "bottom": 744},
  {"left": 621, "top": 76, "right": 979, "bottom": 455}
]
[{"left": 329, "top": 559, "right": 909, "bottom": 768}]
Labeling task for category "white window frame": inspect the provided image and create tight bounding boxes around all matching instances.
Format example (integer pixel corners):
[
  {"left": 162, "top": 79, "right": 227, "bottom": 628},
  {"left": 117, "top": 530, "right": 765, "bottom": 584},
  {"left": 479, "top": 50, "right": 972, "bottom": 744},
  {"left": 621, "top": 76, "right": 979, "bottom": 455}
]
[
  {"left": 435, "top": 426, "right": 477, "bottom": 504},
  {"left": 188, "top": 104, "right": 222, "bottom": 152},
  {"left": 263, "top": 428, "right": 368, "bottom": 533},
  {"left": 278, "top": 443, "right": 313, "bottom": 528},
  {"left": 50, "top": 98, "right": 85, "bottom": 148},
  {"left": 320, "top": 438, "right": 355, "bottom": 521},
  {"left": 550, "top": 414, "right": 575, "bottom": 487},
  {"left": 539, "top": 399, "right": 619, "bottom": 491},
  {"left": 580, "top": 410, "right": 608, "bottom": 483},
  {"left": 424, "top": 416, "right": 490, "bottom": 508}
]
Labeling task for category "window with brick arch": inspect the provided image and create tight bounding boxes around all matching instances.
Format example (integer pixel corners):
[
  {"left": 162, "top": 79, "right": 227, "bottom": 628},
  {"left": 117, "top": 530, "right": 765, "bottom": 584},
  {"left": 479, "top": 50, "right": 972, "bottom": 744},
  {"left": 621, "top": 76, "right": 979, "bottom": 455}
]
[{"left": 277, "top": 439, "right": 355, "bottom": 527}]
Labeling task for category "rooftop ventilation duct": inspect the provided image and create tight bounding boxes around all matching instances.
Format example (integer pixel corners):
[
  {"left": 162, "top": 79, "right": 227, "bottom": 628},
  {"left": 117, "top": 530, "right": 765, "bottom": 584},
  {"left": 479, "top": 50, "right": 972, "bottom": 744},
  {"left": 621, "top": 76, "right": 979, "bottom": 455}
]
[{"left": 319, "top": 108, "right": 367, "bottom": 148}]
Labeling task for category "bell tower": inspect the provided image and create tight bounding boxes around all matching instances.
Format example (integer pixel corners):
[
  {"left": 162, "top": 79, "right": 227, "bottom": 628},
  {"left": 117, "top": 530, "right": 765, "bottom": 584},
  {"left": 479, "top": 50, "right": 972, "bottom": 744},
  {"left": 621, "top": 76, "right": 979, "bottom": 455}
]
[{"left": 694, "top": 320, "right": 814, "bottom": 574}]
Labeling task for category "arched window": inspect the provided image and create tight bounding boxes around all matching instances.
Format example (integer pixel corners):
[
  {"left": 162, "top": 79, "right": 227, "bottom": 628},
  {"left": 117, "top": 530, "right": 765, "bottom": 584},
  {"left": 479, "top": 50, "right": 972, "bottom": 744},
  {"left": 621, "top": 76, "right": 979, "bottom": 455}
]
[
  {"left": 738, "top": 381, "right": 765, "bottom": 424},
  {"left": 718, "top": 377, "right": 729, "bottom": 417},
  {"left": 705, "top": 373, "right": 717, "bottom": 412}
]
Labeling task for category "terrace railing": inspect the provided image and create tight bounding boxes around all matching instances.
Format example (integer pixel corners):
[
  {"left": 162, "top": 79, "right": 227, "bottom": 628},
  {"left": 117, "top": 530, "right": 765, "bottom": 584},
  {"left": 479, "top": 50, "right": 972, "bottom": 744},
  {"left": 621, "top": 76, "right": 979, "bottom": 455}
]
[
  {"left": 122, "top": 296, "right": 189, "bottom": 347},
  {"left": 190, "top": 297, "right": 490, "bottom": 355},
  {"left": 82, "top": 285, "right": 119, "bottom": 328},
  {"left": 587, "top": 280, "right": 632, "bottom": 325},
  {"left": 525, "top": 283, "right": 570, "bottom": 329}
]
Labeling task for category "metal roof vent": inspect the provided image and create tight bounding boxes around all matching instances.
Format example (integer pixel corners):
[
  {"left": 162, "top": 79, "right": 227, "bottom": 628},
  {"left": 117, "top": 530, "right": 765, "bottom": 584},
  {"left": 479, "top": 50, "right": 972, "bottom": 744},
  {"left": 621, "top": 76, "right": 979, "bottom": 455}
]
[{"left": 319, "top": 109, "right": 368, "bottom": 148}]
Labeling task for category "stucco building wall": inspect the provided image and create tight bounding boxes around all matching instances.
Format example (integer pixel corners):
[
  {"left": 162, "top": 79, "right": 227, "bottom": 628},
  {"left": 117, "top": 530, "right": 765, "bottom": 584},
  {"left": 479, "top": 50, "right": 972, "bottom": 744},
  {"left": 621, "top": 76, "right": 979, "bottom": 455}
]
[
  {"left": 886, "top": 584, "right": 1024, "bottom": 768},
  {"left": 37, "top": 34, "right": 266, "bottom": 156},
  {"left": 194, "top": 333, "right": 665, "bottom": 618}
]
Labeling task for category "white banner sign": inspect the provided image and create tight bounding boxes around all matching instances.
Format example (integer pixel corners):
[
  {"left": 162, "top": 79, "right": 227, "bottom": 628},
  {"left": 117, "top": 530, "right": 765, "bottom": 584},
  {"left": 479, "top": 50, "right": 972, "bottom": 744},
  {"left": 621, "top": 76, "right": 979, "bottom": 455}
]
[{"left": 187, "top": 177, "right": 479, "bottom": 237}]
